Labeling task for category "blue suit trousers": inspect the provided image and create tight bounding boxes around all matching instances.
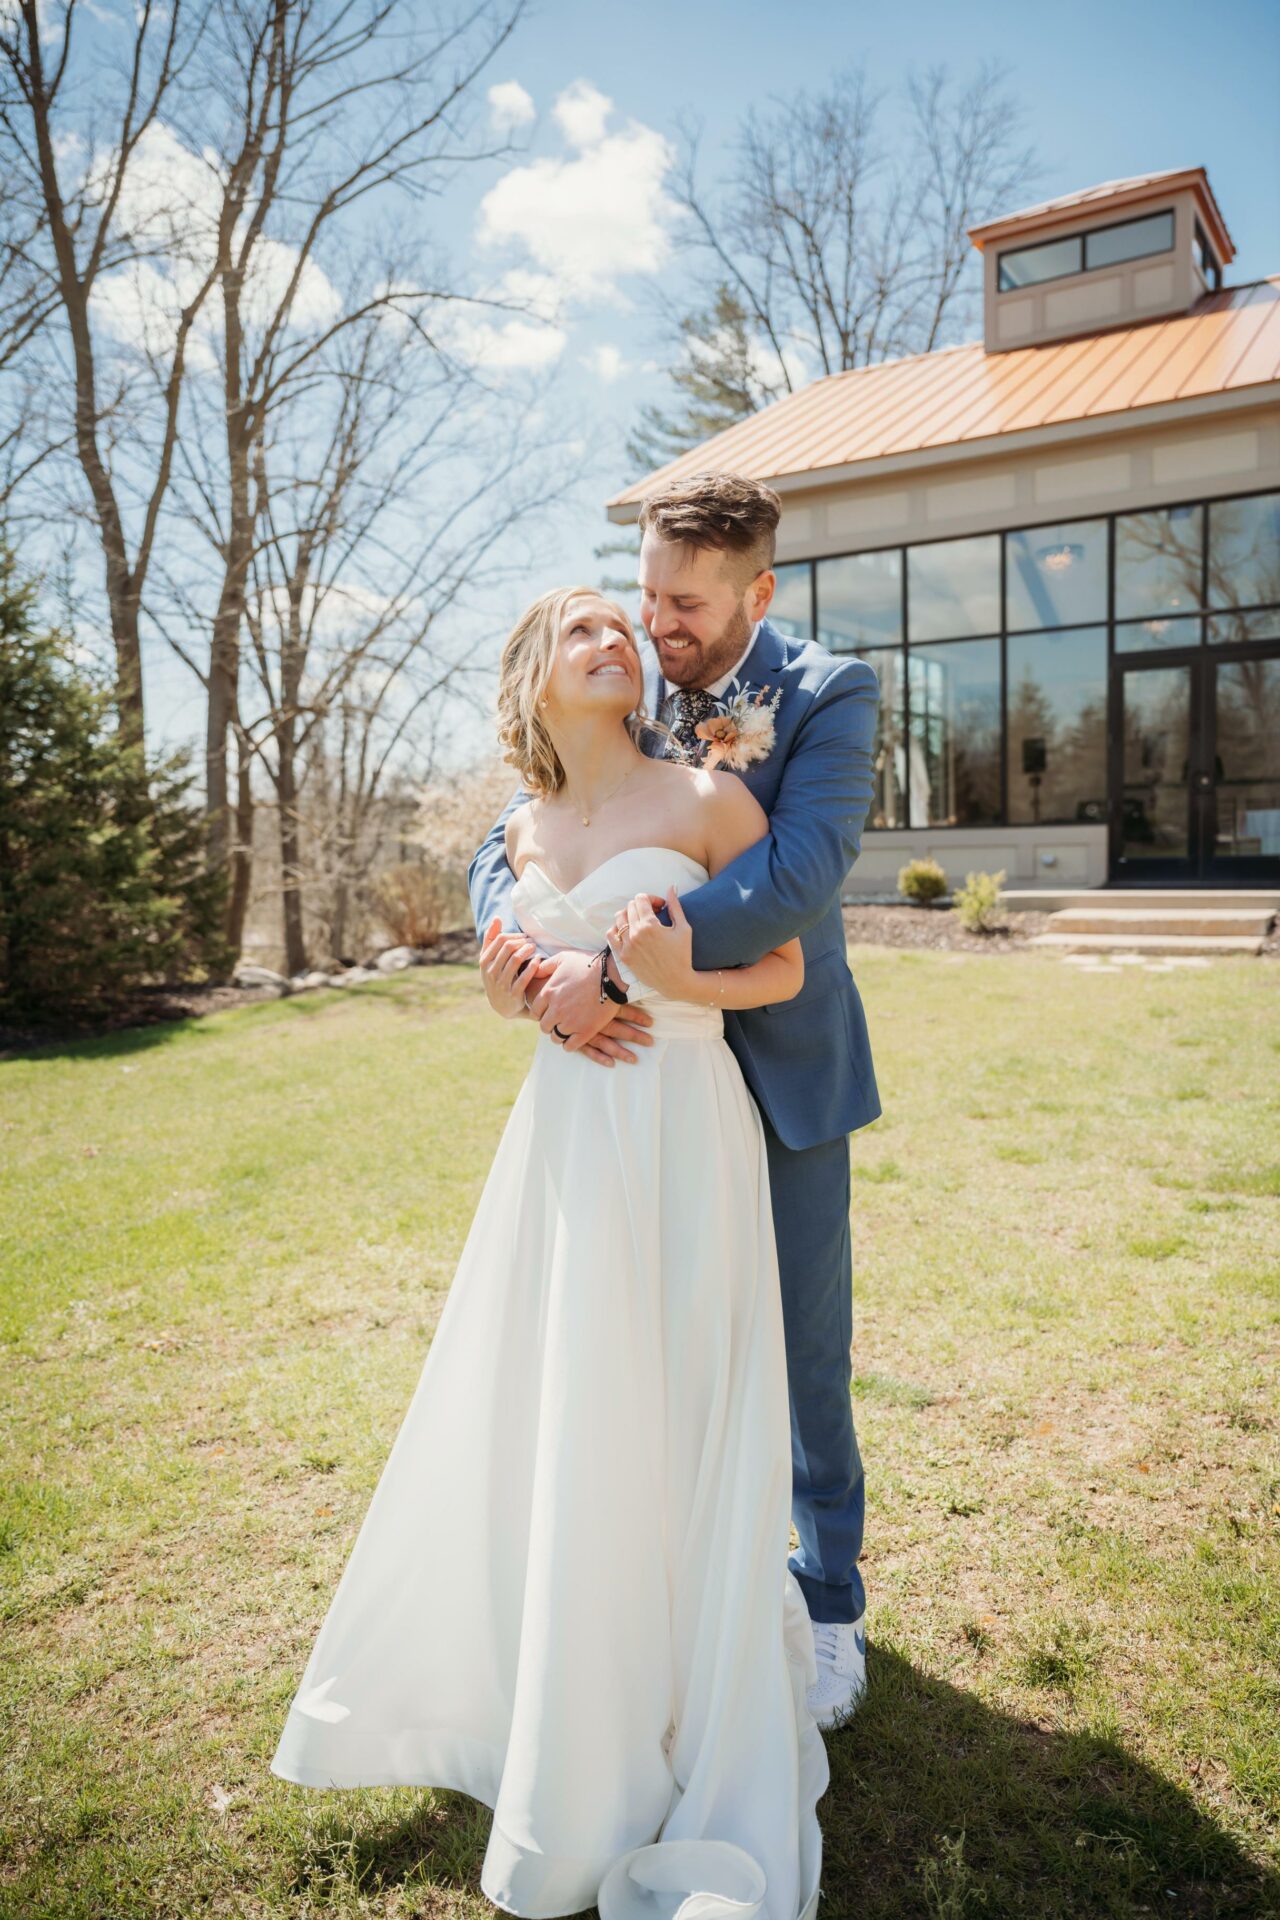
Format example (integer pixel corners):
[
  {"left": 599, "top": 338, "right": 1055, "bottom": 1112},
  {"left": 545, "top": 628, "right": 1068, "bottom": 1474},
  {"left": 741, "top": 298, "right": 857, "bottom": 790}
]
[{"left": 762, "top": 1115, "right": 866, "bottom": 1624}]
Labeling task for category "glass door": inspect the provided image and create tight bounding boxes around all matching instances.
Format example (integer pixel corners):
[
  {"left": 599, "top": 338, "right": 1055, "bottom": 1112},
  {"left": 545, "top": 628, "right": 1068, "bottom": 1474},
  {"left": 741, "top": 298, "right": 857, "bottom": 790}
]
[
  {"left": 1113, "top": 660, "right": 1200, "bottom": 879},
  {"left": 1111, "top": 650, "right": 1280, "bottom": 882}
]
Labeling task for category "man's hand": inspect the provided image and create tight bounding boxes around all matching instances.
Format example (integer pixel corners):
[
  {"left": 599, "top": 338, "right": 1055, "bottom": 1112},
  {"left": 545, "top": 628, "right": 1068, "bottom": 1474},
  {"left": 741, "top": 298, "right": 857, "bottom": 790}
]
[
  {"left": 610, "top": 889, "right": 696, "bottom": 999},
  {"left": 526, "top": 946, "right": 655, "bottom": 1065}
]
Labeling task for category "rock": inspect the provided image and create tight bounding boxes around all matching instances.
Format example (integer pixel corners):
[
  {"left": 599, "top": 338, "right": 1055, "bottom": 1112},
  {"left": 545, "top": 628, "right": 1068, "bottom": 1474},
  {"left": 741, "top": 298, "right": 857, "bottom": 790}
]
[
  {"left": 331, "top": 966, "right": 380, "bottom": 986},
  {"left": 376, "top": 946, "right": 415, "bottom": 974},
  {"left": 233, "top": 964, "right": 290, "bottom": 992},
  {"left": 291, "top": 971, "right": 335, "bottom": 991}
]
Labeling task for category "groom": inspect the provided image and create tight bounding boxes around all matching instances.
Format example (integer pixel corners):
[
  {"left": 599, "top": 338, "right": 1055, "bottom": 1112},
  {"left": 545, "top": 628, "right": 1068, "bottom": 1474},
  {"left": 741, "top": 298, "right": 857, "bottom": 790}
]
[{"left": 468, "top": 472, "right": 880, "bottom": 1727}]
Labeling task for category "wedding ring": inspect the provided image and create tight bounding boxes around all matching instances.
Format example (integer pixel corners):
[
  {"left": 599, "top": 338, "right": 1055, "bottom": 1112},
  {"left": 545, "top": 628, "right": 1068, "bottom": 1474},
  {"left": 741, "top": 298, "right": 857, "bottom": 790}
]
[{"left": 552, "top": 1024, "right": 572, "bottom": 1042}]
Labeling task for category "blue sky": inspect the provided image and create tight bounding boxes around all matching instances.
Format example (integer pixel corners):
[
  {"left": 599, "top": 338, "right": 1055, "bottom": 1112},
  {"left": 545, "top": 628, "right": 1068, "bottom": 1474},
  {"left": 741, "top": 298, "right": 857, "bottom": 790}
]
[{"left": 136, "top": 0, "right": 1280, "bottom": 762}]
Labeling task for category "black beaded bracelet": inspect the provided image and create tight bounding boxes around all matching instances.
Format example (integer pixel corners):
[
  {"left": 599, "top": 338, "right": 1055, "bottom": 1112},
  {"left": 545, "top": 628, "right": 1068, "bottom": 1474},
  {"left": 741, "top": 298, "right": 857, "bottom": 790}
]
[{"left": 594, "top": 943, "right": 629, "bottom": 1005}]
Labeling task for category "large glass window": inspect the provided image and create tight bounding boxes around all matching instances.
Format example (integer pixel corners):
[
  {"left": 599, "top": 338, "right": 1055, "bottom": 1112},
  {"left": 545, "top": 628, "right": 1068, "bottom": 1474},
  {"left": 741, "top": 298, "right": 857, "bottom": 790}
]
[
  {"left": 1005, "top": 518, "right": 1107, "bottom": 631},
  {"left": 860, "top": 648, "right": 907, "bottom": 829},
  {"left": 816, "top": 549, "right": 901, "bottom": 651},
  {"left": 1084, "top": 210, "right": 1174, "bottom": 271},
  {"left": 1115, "top": 505, "right": 1203, "bottom": 620},
  {"left": 907, "top": 536, "right": 1000, "bottom": 642},
  {"left": 907, "top": 640, "right": 1000, "bottom": 826},
  {"left": 998, "top": 234, "right": 1082, "bottom": 292},
  {"left": 1207, "top": 491, "right": 1280, "bottom": 612},
  {"left": 1214, "top": 659, "right": 1280, "bottom": 857},
  {"left": 777, "top": 486, "right": 1279, "bottom": 837},
  {"left": 1006, "top": 628, "right": 1107, "bottom": 825},
  {"left": 770, "top": 562, "right": 813, "bottom": 641}
]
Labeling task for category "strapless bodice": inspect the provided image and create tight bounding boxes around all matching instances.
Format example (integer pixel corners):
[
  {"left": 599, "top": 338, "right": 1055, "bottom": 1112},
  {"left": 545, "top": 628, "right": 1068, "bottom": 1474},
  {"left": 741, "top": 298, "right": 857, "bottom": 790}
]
[{"left": 511, "top": 845, "right": 723, "bottom": 1041}]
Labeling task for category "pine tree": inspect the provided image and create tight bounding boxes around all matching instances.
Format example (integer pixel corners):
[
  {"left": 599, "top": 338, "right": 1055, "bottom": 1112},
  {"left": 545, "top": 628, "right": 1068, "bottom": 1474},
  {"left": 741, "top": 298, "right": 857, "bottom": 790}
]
[
  {"left": 626, "top": 285, "right": 770, "bottom": 478},
  {"left": 0, "top": 547, "right": 232, "bottom": 1029}
]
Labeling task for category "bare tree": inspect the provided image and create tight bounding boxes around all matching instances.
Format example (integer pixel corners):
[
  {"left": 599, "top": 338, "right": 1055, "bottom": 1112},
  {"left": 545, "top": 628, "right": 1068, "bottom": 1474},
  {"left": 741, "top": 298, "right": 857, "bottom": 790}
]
[
  {"left": 0, "top": 0, "right": 218, "bottom": 741},
  {"left": 637, "top": 63, "right": 1039, "bottom": 458},
  {"left": 2, "top": 0, "right": 535, "bottom": 960},
  {"left": 185, "top": 0, "right": 527, "bottom": 939},
  {"left": 167, "top": 308, "right": 564, "bottom": 974}
]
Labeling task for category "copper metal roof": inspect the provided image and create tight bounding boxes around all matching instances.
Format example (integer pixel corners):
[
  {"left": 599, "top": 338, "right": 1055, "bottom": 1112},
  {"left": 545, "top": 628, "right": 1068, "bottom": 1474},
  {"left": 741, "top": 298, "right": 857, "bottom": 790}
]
[
  {"left": 967, "top": 167, "right": 1235, "bottom": 264},
  {"left": 607, "top": 277, "right": 1280, "bottom": 516}
]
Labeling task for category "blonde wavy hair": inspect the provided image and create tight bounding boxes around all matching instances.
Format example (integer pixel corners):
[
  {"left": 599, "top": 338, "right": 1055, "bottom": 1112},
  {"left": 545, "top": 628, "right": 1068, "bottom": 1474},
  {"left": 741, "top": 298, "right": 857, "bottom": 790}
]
[{"left": 496, "top": 584, "right": 665, "bottom": 795}]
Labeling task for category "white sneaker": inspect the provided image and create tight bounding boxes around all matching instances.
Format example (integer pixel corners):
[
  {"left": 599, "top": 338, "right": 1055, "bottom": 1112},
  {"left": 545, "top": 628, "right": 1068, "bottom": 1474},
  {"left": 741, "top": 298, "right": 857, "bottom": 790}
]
[{"left": 805, "top": 1612, "right": 866, "bottom": 1729}]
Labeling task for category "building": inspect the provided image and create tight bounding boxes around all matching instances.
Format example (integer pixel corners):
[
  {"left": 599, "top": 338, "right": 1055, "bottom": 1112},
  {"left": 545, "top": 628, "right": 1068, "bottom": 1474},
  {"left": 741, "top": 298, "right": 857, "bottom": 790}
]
[{"left": 607, "top": 169, "right": 1280, "bottom": 894}]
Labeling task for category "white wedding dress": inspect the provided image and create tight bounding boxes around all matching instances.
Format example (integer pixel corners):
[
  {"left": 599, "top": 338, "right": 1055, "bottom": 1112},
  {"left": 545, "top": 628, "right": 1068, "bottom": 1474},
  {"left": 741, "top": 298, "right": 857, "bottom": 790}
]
[{"left": 270, "top": 846, "right": 829, "bottom": 1920}]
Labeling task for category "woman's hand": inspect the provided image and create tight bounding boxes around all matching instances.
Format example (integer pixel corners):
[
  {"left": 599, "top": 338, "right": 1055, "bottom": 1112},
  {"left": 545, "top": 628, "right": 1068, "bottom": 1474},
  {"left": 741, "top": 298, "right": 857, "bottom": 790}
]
[
  {"left": 480, "top": 918, "right": 552, "bottom": 1018},
  {"left": 609, "top": 888, "right": 695, "bottom": 1000}
]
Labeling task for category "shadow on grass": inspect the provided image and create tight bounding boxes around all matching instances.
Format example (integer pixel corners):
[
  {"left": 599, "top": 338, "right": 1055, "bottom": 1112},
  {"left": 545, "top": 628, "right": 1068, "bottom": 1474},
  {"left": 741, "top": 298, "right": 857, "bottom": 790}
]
[
  {"left": 286, "top": 1649, "right": 1279, "bottom": 1920},
  {"left": 819, "top": 1647, "right": 1279, "bottom": 1919}
]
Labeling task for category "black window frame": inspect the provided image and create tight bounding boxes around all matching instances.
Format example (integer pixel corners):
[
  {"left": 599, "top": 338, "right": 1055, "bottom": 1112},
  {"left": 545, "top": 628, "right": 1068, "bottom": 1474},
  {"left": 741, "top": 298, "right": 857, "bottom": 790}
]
[
  {"left": 1192, "top": 217, "right": 1222, "bottom": 292},
  {"left": 780, "top": 484, "right": 1280, "bottom": 832},
  {"left": 996, "top": 205, "right": 1176, "bottom": 296}
]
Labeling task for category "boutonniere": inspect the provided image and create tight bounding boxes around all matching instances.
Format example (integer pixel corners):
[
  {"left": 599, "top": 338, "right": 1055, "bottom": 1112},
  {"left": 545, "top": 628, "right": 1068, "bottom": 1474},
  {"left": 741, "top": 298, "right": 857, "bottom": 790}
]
[{"left": 695, "top": 684, "right": 783, "bottom": 772}]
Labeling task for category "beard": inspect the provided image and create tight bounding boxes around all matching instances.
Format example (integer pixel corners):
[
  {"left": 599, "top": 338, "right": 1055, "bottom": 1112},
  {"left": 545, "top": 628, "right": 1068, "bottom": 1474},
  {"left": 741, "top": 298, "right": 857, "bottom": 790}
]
[{"left": 651, "top": 597, "right": 755, "bottom": 690}]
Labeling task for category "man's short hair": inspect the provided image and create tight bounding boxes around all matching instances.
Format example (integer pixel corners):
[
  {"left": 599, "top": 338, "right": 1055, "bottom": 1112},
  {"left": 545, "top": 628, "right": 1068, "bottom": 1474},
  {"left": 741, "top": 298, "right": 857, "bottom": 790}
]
[{"left": 637, "top": 472, "right": 782, "bottom": 585}]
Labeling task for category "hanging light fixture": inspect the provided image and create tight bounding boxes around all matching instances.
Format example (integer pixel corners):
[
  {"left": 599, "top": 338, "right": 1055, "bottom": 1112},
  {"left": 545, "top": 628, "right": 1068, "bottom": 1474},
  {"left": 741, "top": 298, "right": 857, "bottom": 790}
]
[{"left": 1035, "top": 541, "right": 1084, "bottom": 572}]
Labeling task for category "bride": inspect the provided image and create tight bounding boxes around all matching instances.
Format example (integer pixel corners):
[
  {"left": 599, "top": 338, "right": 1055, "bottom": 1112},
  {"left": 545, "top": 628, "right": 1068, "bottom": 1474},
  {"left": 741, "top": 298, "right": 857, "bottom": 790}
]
[{"left": 270, "top": 585, "right": 830, "bottom": 1920}]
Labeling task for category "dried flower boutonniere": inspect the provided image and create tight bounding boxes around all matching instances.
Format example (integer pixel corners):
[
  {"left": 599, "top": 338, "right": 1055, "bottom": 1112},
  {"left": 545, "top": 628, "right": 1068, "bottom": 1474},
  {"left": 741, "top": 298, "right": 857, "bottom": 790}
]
[{"left": 694, "top": 684, "right": 783, "bottom": 772}]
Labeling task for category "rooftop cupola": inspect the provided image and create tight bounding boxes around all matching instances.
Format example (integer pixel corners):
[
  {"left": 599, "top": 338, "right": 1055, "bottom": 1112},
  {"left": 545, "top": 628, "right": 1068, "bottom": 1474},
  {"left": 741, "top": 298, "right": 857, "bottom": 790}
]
[{"left": 967, "top": 167, "right": 1235, "bottom": 354}]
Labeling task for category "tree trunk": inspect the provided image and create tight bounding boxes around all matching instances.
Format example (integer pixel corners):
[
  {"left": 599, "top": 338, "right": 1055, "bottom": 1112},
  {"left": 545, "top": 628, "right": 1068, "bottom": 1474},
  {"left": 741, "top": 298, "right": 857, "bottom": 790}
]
[
  {"left": 277, "top": 727, "right": 307, "bottom": 977},
  {"left": 225, "top": 723, "right": 254, "bottom": 962}
]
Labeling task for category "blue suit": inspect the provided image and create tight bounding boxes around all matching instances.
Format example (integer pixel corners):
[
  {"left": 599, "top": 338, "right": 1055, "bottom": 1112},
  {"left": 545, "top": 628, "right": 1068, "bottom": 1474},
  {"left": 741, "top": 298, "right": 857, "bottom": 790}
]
[{"left": 468, "top": 616, "right": 880, "bottom": 1622}]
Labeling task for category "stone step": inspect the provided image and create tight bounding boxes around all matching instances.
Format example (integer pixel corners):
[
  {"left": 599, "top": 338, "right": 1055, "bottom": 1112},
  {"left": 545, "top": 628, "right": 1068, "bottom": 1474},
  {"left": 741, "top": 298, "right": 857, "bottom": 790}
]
[
  {"left": 1002, "top": 887, "right": 1280, "bottom": 913},
  {"left": 1029, "top": 931, "right": 1264, "bottom": 956},
  {"left": 1049, "top": 908, "right": 1274, "bottom": 937}
]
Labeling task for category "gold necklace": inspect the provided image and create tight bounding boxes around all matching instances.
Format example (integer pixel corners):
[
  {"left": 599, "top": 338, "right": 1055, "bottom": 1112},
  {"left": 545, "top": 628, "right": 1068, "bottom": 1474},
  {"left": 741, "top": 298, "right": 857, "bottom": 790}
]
[{"left": 565, "top": 759, "right": 640, "bottom": 827}]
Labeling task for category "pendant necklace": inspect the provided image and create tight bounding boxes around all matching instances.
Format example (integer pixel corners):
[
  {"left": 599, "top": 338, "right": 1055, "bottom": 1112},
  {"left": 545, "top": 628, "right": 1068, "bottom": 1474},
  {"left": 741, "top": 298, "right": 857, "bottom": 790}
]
[{"left": 566, "top": 759, "right": 640, "bottom": 827}]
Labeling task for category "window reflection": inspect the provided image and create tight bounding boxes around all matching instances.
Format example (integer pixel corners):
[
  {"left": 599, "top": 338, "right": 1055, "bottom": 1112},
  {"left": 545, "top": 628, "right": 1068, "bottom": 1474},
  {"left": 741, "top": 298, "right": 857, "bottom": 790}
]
[
  {"left": 770, "top": 562, "right": 812, "bottom": 641},
  {"left": 1006, "top": 629, "right": 1107, "bottom": 825},
  {"left": 1083, "top": 210, "right": 1174, "bottom": 270},
  {"left": 1114, "top": 615, "right": 1202, "bottom": 652},
  {"left": 907, "top": 536, "right": 1000, "bottom": 642},
  {"left": 907, "top": 639, "right": 1000, "bottom": 826},
  {"left": 858, "top": 648, "right": 907, "bottom": 829},
  {"left": 1005, "top": 519, "right": 1107, "bottom": 631},
  {"left": 1214, "top": 659, "right": 1280, "bottom": 857},
  {"left": 1120, "top": 667, "right": 1190, "bottom": 861},
  {"left": 816, "top": 550, "right": 901, "bottom": 651},
  {"left": 1207, "top": 492, "right": 1280, "bottom": 610},
  {"left": 1115, "top": 506, "right": 1202, "bottom": 619}
]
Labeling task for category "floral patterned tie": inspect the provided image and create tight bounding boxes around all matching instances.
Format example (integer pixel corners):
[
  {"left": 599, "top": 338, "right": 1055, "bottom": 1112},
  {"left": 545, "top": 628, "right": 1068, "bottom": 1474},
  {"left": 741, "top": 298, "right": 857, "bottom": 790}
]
[{"left": 663, "top": 686, "right": 722, "bottom": 764}]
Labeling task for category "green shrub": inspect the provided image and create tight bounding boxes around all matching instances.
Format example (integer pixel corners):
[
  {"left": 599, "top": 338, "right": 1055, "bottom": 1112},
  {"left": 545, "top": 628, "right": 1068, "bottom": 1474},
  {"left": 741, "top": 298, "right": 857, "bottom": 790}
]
[
  {"left": 0, "top": 548, "right": 232, "bottom": 1028},
  {"left": 898, "top": 856, "right": 948, "bottom": 904},
  {"left": 952, "top": 869, "right": 1006, "bottom": 932}
]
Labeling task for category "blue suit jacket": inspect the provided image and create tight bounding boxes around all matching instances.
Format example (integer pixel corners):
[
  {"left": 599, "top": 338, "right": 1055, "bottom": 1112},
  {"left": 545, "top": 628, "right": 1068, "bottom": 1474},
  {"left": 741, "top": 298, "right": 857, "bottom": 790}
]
[{"left": 467, "top": 616, "right": 881, "bottom": 1151}]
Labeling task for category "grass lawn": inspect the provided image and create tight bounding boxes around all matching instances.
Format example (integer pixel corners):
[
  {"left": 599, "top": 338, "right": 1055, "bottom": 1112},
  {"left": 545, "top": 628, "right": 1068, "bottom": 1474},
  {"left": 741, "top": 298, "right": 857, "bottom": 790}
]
[{"left": 1, "top": 950, "right": 1277, "bottom": 1919}]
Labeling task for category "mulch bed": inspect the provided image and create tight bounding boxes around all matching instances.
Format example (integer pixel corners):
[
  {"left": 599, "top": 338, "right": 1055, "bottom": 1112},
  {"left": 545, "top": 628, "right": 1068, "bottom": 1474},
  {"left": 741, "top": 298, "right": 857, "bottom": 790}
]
[{"left": 842, "top": 902, "right": 1053, "bottom": 952}]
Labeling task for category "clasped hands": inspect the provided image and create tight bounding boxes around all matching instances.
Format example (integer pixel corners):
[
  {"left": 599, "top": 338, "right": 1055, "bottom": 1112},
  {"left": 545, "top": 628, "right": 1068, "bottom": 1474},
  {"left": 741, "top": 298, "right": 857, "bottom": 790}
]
[{"left": 480, "top": 888, "right": 694, "bottom": 1068}]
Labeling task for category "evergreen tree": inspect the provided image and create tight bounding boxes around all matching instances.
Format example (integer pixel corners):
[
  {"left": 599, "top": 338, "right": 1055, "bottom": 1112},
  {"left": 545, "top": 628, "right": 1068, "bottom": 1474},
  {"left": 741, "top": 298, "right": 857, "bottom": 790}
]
[
  {"left": 0, "top": 548, "right": 232, "bottom": 1029},
  {"left": 626, "top": 285, "right": 768, "bottom": 477}
]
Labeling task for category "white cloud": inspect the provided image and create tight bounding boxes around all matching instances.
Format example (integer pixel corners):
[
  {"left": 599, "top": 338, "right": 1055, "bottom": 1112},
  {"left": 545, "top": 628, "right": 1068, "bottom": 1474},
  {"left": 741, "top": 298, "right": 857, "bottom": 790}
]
[
  {"left": 477, "top": 85, "right": 677, "bottom": 305},
  {"left": 487, "top": 80, "right": 535, "bottom": 135},
  {"left": 441, "top": 312, "right": 567, "bottom": 371},
  {"left": 551, "top": 79, "right": 612, "bottom": 150},
  {"left": 83, "top": 121, "right": 341, "bottom": 366},
  {"left": 583, "top": 343, "right": 626, "bottom": 382}
]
